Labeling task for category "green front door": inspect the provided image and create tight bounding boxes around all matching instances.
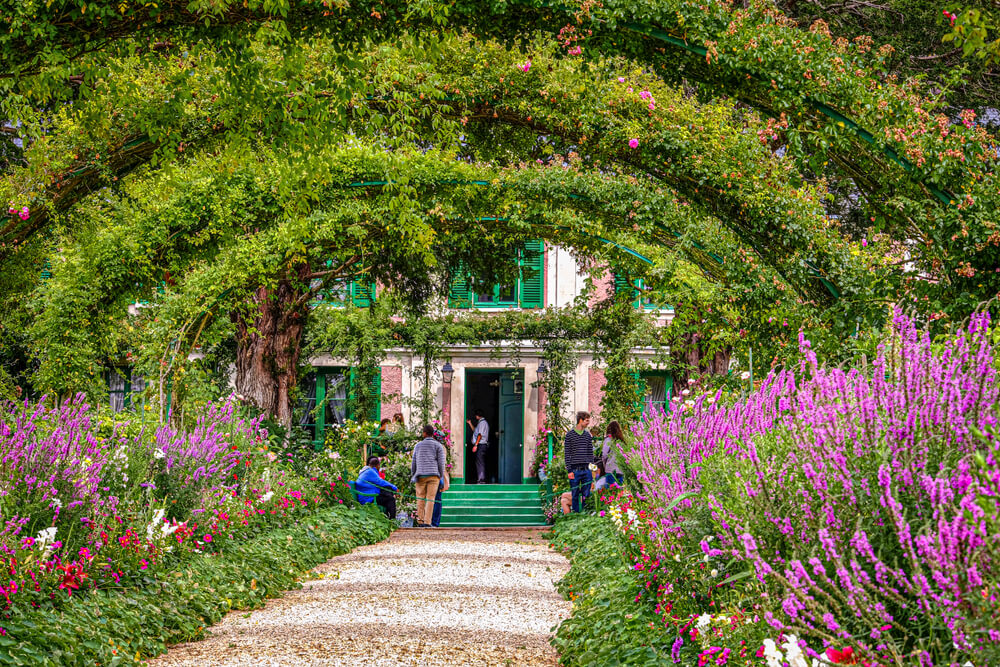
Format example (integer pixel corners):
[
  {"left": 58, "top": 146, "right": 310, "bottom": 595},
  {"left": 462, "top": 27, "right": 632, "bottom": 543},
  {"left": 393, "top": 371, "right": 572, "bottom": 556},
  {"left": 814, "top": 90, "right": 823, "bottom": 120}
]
[{"left": 498, "top": 372, "right": 524, "bottom": 484}]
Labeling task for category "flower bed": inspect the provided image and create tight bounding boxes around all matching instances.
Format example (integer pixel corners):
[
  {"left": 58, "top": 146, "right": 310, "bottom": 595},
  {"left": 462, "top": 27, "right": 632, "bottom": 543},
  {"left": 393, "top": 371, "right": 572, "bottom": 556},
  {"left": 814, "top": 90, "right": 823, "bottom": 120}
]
[
  {"left": 0, "top": 505, "right": 391, "bottom": 665},
  {"left": 589, "top": 310, "right": 1000, "bottom": 666},
  {"left": 0, "top": 395, "right": 393, "bottom": 664}
]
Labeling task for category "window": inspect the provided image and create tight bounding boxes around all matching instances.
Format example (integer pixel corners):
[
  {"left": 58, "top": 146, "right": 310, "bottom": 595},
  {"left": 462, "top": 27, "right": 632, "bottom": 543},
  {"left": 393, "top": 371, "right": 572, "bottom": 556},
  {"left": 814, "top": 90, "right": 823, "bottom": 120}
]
[
  {"left": 613, "top": 273, "right": 670, "bottom": 310},
  {"left": 297, "top": 367, "right": 382, "bottom": 447},
  {"left": 449, "top": 240, "right": 544, "bottom": 309},
  {"left": 640, "top": 372, "right": 672, "bottom": 416},
  {"left": 313, "top": 274, "right": 375, "bottom": 308},
  {"left": 107, "top": 367, "right": 145, "bottom": 413}
]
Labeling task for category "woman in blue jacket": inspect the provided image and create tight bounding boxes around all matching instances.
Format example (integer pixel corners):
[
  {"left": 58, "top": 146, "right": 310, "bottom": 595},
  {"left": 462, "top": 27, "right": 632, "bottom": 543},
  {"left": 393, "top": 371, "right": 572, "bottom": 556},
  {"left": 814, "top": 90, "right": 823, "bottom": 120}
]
[{"left": 356, "top": 456, "right": 398, "bottom": 519}]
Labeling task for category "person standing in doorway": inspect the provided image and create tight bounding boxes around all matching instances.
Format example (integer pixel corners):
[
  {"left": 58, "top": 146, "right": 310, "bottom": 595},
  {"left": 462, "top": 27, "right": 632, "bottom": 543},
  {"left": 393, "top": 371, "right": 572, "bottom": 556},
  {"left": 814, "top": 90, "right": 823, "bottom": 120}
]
[
  {"left": 564, "top": 411, "right": 594, "bottom": 512},
  {"left": 467, "top": 410, "right": 490, "bottom": 484},
  {"left": 411, "top": 424, "right": 448, "bottom": 527}
]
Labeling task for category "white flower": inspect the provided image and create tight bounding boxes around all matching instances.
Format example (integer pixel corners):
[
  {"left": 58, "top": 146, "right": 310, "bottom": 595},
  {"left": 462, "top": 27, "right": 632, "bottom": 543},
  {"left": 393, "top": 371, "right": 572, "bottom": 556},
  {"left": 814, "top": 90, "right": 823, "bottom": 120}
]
[
  {"left": 673, "top": 554, "right": 681, "bottom": 562},
  {"left": 696, "top": 614, "right": 711, "bottom": 631},
  {"left": 50, "top": 497, "right": 62, "bottom": 509},
  {"left": 782, "top": 635, "right": 809, "bottom": 667},
  {"left": 740, "top": 371, "right": 751, "bottom": 380},
  {"left": 260, "top": 491, "right": 274, "bottom": 503},
  {"left": 710, "top": 568, "right": 718, "bottom": 576},
  {"left": 762, "top": 639, "right": 784, "bottom": 667},
  {"left": 687, "top": 378, "right": 696, "bottom": 384},
  {"left": 146, "top": 508, "right": 166, "bottom": 540},
  {"left": 36, "top": 527, "right": 57, "bottom": 551},
  {"left": 153, "top": 448, "right": 166, "bottom": 460},
  {"left": 681, "top": 389, "right": 690, "bottom": 396}
]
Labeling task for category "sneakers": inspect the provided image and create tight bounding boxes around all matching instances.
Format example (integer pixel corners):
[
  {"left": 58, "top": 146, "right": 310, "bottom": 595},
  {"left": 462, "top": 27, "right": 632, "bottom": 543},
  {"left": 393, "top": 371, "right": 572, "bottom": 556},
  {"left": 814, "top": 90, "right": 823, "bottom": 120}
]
[{"left": 415, "top": 522, "right": 430, "bottom": 528}]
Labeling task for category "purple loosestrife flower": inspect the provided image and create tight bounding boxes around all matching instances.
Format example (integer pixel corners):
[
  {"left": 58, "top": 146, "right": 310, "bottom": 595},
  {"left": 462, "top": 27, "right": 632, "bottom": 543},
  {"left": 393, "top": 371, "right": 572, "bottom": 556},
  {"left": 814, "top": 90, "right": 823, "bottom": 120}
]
[{"left": 627, "top": 309, "right": 1000, "bottom": 665}]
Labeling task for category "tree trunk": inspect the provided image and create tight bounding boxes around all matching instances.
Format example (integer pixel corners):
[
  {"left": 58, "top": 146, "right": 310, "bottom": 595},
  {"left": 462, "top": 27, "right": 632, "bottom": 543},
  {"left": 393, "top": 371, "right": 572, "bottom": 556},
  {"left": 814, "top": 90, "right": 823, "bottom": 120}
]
[
  {"left": 231, "top": 268, "right": 309, "bottom": 431},
  {"left": 671, "top": 331, "right": 731, "bottom": 387}
]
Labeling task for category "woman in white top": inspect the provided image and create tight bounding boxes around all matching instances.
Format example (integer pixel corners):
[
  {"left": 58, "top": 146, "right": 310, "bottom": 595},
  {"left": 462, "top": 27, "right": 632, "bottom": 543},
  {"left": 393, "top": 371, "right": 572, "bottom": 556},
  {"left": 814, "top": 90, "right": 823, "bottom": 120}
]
[{"left": 602, "top": 420, "right": 626, "bottom": 486}]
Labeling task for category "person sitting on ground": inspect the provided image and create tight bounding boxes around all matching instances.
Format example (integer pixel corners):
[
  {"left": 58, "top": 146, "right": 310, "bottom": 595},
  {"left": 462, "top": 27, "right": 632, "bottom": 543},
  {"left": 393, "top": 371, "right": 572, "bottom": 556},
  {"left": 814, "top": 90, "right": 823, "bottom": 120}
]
[
  {"left": 560, "top": 490, "right": 572, "bottom": 515},
  {"left": 411, "top": 424, "right": 448, "bottom": 527},
  {"left": 356, "top": 456, "right": 398, "bottom": 519}
]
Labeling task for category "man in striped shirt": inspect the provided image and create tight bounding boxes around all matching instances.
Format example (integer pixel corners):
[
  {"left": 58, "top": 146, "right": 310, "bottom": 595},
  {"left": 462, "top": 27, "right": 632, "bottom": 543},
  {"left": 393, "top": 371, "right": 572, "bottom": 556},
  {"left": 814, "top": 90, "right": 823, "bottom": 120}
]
[{"left": 564, "top": 411, "right": 594, "bottom": 512}]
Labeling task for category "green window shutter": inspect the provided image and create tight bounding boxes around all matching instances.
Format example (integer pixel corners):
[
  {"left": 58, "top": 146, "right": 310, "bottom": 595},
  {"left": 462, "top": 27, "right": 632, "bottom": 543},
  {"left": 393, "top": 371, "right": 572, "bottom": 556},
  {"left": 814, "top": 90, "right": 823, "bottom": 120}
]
[
  {"left": 448, "top": 271, "right": 473, "bottom": 308},
  {"left": 351, "top": 279, "right": 374, "bottom": 308},
  {"left": 368, "top": 369, "right": 382, "bottom": 423},
  {"left": 613, "top": 272, "right": 641, "bottom": 309},
  {"left": 519, "top": 240, "right": 545, "bottom": 309}
]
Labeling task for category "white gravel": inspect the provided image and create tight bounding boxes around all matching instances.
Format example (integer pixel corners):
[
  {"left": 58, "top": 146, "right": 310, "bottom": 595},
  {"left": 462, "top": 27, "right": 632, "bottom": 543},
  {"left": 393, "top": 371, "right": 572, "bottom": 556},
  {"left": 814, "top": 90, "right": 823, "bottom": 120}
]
[{"left": 148, "top": 528, "right": 571, "bottom": 666}]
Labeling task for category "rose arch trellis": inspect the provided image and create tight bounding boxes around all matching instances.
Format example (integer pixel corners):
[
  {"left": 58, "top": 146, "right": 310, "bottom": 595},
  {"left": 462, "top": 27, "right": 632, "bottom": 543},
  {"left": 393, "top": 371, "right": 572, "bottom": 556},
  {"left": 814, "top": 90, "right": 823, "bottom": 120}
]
[{"left": 3, "top": 1, "right": 995, "bottom": 318}]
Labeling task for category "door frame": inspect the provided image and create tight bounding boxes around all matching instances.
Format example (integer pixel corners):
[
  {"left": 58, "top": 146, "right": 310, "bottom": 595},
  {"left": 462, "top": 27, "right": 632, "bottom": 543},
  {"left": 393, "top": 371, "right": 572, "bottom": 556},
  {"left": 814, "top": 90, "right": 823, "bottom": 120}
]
[{"left": 463, "top": 367, "right": 526, "bottom": 485}]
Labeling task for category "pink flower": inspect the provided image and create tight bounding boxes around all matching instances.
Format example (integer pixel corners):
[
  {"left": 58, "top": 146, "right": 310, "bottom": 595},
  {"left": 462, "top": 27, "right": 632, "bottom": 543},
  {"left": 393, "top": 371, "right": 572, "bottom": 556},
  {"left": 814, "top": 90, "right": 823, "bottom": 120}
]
[
  {"left": 861, "top": 238, "right": 867, "bottom": 247},
  {"left": 203, "top": 534, "right": 213, "bottom": 542},
  {"left": 6, "top": 208, "right": 14, "bottom": 215},
  {"left": 640, "top": 90, "right": 651, "bottom": 100},
  {"left": 568, "top": 46, "right": 582, "bottom": 55},
  {"left": 628, "top": 138, "right": 639, "bottom": 149},
  {"left": 520, "top": 60, "right": 531, "bottom": 72},
  {"left": 617, "top": 77, "right": 625, "bottom": 83},
  {"left": 18, "top": 210, "right": 29, "bottom": 221},
  {"left": 649, "top": 102, "right": 655, "bottom": 110}
]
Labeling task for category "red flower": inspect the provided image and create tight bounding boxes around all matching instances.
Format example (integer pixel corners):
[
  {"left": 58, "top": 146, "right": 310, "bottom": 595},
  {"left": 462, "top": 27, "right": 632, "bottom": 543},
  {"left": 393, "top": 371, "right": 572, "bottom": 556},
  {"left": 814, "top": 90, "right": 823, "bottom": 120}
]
[{"left": 826, "top": 647, "right": 857, "bottom": 664}]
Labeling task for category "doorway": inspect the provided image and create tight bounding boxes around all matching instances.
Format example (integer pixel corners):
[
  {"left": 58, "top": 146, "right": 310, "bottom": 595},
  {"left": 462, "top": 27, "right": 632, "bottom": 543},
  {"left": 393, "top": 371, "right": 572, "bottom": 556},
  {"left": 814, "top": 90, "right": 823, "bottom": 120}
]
[{"left": 464, "top": 369, "right": 524, "bottom": 484}]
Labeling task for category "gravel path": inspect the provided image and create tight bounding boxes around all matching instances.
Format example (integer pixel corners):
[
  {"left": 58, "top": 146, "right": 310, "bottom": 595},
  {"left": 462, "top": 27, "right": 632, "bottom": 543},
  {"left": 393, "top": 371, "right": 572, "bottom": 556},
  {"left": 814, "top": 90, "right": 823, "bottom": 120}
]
[{"left": 149, "top": 528, "right": 571, "bottom": 666}]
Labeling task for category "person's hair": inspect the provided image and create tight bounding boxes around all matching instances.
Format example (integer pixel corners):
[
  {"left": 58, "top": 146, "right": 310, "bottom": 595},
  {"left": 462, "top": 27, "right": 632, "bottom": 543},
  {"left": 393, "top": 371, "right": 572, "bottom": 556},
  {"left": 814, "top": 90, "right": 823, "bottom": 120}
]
[
  {"left": 367, "top": 456, "right": 380, "bottom": 468},
  {"left": 596, "top": 460, "right": 606, "bottom": 475},
  {"left": 606, "top": 420, "right": 626, "bottom": 442},
  {"left": 380, "top": 418, "right": 391, "bottom": 427},
  {"left": 474, "top": 408, "right": 484, "bottom": 419},
  {"left": 576, "top": 411, "right": 590, "bottom": 424},
  {"left": 422, "top": 424, "right": 436, "bottom": 437},
  {"left": 392, "top": 412, "right": 404, "bottom": 424}
]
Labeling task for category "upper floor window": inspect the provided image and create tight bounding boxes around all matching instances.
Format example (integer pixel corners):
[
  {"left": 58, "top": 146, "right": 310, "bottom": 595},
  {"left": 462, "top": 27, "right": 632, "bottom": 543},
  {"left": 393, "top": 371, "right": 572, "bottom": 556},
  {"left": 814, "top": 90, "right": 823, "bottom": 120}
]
[
  {"left": 613, "top": 273, "right": 670, "bottom": 310},
  {"left": 313, "top": 277, "right": 375, "bottom": 308},
  {"left": 448, "top": 240, "right": 545, "bottom": 309}
]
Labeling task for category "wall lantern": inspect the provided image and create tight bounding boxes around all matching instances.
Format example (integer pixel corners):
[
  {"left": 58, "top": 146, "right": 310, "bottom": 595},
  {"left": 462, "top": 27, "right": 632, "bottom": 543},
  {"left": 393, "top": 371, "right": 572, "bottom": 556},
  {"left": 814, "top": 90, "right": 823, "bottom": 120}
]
[
  {"left": 537, "top": 360, "right": 548, "bottom": 381},
  {"left": 441, "top": 361, "right": 455, "bottom": 385}
]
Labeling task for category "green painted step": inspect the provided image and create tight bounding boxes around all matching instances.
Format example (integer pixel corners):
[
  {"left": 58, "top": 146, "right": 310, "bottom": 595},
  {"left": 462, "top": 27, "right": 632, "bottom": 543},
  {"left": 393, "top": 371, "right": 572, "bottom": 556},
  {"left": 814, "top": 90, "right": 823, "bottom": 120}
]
[{"left": 436, "top": 484, "right": 548, "bottom": 527}]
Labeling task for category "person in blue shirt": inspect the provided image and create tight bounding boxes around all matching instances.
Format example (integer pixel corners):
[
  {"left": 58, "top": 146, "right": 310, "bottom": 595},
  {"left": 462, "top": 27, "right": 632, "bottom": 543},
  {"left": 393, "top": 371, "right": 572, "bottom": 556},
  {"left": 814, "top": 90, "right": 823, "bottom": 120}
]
[{"left": 356, "top": 456, "right": 398, "bottom": 519}]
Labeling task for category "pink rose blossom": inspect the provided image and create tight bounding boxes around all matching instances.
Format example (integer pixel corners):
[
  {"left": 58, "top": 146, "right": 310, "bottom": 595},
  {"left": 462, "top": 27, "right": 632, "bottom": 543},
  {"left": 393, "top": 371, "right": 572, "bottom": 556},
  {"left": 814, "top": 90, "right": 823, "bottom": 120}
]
[{"left": 628, "top": 138, "right": 639, "bottom": 149}]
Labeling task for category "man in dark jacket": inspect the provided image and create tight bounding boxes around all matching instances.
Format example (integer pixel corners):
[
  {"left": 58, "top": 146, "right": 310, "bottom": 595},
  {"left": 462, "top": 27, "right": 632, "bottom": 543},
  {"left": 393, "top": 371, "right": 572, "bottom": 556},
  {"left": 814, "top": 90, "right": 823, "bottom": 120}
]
[
  {"left": 564, "top": 411, "right": 594, "bottom": 512},
  {"left": 356, "top": 456, "right": 398, "bottom": 519}
]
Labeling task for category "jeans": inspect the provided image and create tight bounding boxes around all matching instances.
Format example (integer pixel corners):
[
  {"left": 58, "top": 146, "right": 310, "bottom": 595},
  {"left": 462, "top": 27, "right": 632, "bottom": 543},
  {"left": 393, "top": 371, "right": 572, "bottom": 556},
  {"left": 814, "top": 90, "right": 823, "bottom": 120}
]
[
  {"left": 415, "top": 476, "right": 441, "bottom": 525},
  {"left": 376, "top": 488, "right": 397, "bottom": 519},
  {"left": 431, "top": 487, "right": 443, "bottom": 527},
  {"left": 569, "top": 467, "right": 593, "bottom": 513}
]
